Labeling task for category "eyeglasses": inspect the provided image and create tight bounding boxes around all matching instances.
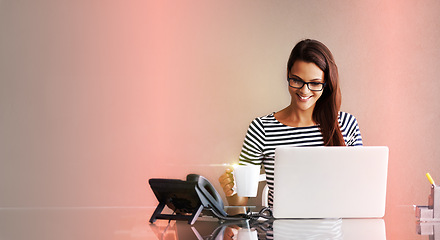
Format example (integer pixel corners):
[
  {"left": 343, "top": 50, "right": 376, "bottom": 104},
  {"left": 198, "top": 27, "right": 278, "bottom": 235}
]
[{"left": 287, "top": 77, "right": 326, "bottom": 91}]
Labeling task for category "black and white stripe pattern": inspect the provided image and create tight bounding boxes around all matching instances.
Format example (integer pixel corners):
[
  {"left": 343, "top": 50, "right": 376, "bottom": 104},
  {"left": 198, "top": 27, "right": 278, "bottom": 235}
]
[{"left": 238, "top": 111, "right": 363, "bottom": 207}]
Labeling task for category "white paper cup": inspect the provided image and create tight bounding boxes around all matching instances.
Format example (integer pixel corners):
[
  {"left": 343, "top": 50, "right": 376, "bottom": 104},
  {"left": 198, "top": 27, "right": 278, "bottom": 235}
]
[{"left": 234, "top": 165, "right": 260, "bottom": 197}]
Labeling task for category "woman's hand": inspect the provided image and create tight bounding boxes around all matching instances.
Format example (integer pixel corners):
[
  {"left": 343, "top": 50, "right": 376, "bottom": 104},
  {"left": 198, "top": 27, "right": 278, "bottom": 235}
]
[
  {"left": 223, "top": 225, "right": 240, "bottom": 240},
  {"left": 218, "top": 167, "right": 249, "bottom": 206},
  {"left": 219, "top": 168, "right": 235, "bottom": 197}
]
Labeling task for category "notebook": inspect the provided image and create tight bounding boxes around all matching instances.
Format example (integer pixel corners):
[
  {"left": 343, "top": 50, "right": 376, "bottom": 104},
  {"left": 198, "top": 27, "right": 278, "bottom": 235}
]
[{"left": 272, "top": 146, "right": 389, "bottom": 218}]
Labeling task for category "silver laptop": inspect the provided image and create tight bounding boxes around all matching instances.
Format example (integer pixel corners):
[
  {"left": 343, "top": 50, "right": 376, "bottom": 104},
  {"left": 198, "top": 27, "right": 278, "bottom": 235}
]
[
  {"left": 272, "top": 146, "right": 389, "bottom": 218},
  {"left": 273, "top": 219, "right": 386, "bottom": 240}
]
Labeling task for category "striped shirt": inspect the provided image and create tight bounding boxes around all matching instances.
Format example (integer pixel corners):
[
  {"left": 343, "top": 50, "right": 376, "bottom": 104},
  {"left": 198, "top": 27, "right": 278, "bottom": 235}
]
[{"left": 238, "top": 111, "right": 363, "bottom": 207}]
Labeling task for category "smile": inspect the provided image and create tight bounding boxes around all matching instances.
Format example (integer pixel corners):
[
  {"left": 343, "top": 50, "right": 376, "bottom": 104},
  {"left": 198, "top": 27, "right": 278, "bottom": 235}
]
[{"left": 297, "top": 94, "right": 312, "bottom": 101}]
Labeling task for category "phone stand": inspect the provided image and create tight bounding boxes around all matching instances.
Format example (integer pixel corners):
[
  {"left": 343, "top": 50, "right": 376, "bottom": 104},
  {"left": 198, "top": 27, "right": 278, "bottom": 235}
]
[
  {"left": 150, "top": 202, "right": 204, "bottom": 225},
  {"left": 148, "top": 178, "right": 205, "bottom": 225},
  {"left": 416, "top": 185, "right": 440, "bottom": 222}
]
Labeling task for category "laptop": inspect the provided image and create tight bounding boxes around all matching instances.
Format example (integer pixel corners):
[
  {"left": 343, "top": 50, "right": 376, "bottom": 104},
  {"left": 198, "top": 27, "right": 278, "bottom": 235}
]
[
  {"left": 272, "top": 146, "right": 389, "bottom": 218},
  {"left": 273, "top": 219, "right": 386, "bottom": 240}
]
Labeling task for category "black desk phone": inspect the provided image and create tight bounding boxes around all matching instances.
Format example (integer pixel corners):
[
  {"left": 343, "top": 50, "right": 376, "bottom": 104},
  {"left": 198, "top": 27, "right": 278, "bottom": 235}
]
[{"left": 149, "top": 174, "right": 230, "bottom": 225}]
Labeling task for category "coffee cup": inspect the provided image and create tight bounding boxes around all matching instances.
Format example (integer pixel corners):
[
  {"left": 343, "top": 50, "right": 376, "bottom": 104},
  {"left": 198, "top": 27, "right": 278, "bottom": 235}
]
[
  {"left": 233, "top": 165, "right": 261, "bottom": 197},
  {"left": 237, "top": 228, "right": 258, "bottom": 240}
]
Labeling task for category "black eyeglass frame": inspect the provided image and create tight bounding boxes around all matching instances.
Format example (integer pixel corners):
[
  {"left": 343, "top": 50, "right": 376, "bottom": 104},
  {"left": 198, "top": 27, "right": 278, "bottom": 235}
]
[{"left": 287, "top": 77, "right": 327, "bottom": 92}]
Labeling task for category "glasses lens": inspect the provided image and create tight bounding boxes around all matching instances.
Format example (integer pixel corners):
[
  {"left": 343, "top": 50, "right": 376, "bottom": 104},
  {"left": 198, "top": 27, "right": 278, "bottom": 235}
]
[
  {"left": 308, "top": 82, "right": 324, "bottom": 91},
  {"left": 289, "top": 79, "right": 304, "bottom": 88}
]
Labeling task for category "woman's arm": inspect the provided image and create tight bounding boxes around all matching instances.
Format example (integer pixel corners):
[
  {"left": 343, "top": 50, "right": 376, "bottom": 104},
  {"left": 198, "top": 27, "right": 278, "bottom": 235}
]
[{"left": 219, "top": 117, "right": 265, "bottom": 206}]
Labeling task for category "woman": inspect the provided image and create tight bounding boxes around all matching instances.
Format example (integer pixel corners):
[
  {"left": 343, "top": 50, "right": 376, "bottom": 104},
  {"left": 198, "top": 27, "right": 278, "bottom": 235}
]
[{"left": 219, "top": 39, "right": 363, "bottom": 207}]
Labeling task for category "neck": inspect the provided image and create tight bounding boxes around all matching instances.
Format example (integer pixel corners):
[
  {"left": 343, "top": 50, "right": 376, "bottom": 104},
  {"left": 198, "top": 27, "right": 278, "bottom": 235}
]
[{"left": 276, "top": 105, "right": 316, "bottom": 127}]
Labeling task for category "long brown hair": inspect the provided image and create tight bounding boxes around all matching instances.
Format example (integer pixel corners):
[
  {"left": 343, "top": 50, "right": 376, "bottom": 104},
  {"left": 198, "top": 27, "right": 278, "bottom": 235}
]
[{"left": 287, "top": 39, "right": 345, "bottom": 146}]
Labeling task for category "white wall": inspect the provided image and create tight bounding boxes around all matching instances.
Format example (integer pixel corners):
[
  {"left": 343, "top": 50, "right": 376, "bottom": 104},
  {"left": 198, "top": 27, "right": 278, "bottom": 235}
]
[{"left": 1, "top": 0, "right": 439, "bottom": 209}]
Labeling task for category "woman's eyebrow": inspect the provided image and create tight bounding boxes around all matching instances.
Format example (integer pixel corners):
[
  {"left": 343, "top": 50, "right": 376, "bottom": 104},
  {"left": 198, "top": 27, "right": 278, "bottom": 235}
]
[
  {"left": 290, "top": 74, "right": 323, "bottom": 82},
  {"left": 309, "top": 78, "right": 324, "bottom": 82},
  {"left": 289, "top": 74, "right": 303, "bottom": 80}
]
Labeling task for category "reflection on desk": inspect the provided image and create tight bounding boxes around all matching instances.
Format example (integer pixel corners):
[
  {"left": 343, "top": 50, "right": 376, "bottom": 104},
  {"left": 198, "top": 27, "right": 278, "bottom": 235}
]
[
  {"left": 157, "top": 218, "right": 386, "bottom": 240},
  {"left": 417, "top": 221, "right": 440, "bottom": 239},
  {"left": 273, "top": 219, "right": 385, "bottom": 240},
  {"left": 149, "top": 205, "right": 426, "bottom": 240},
  {"left": 0, "top": 205, "right": 430, "bottom": 240}
]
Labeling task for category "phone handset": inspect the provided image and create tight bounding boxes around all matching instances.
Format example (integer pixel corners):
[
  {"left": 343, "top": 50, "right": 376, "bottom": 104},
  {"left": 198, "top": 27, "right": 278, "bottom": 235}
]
[{"left": 186, "top": 174, "right": 228, "bottom": 218}]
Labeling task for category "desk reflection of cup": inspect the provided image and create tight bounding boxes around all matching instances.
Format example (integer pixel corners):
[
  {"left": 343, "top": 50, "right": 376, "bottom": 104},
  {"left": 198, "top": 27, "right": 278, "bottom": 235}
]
[
  {"left": 237, "top": 228, "right": 258, "bottom": 240},
  {"left": 233, "top": 165, "right": 260, "bottom": 197}
]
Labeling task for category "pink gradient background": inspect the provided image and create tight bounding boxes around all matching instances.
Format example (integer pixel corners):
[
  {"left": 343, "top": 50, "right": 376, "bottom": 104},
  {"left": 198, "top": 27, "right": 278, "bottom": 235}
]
[{"left": 1, "top": 0, "right": 439, "bottom": 214}]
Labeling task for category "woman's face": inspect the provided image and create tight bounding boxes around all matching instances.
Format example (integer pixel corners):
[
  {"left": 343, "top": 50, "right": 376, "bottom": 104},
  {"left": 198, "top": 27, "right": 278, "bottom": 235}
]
[{"left": 288, "top": 60, "right": 325, "bottom": 112}]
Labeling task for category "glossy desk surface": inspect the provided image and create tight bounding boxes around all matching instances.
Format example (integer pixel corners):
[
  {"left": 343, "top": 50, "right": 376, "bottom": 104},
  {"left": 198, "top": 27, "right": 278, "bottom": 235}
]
[{"left": 0, "top": 205, "right": 435, "bottom": 239}]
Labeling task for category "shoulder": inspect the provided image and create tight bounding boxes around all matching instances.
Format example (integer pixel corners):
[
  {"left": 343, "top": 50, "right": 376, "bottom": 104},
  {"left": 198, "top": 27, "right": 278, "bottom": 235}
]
[
  {"left": 338, "top": 111, "right": 360, "bottom": 128},
  {"left": 339, "top": 112, "right": 363, "bottom": 145},
  {"left": 250, "top": 113, "right": 278, "bottom": 125},
  {"left": 338, "top": 111, "right": 357, "bottom": 120},
  {"left": 246, "top": 113, "right": 279, "bottom": 134}
]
